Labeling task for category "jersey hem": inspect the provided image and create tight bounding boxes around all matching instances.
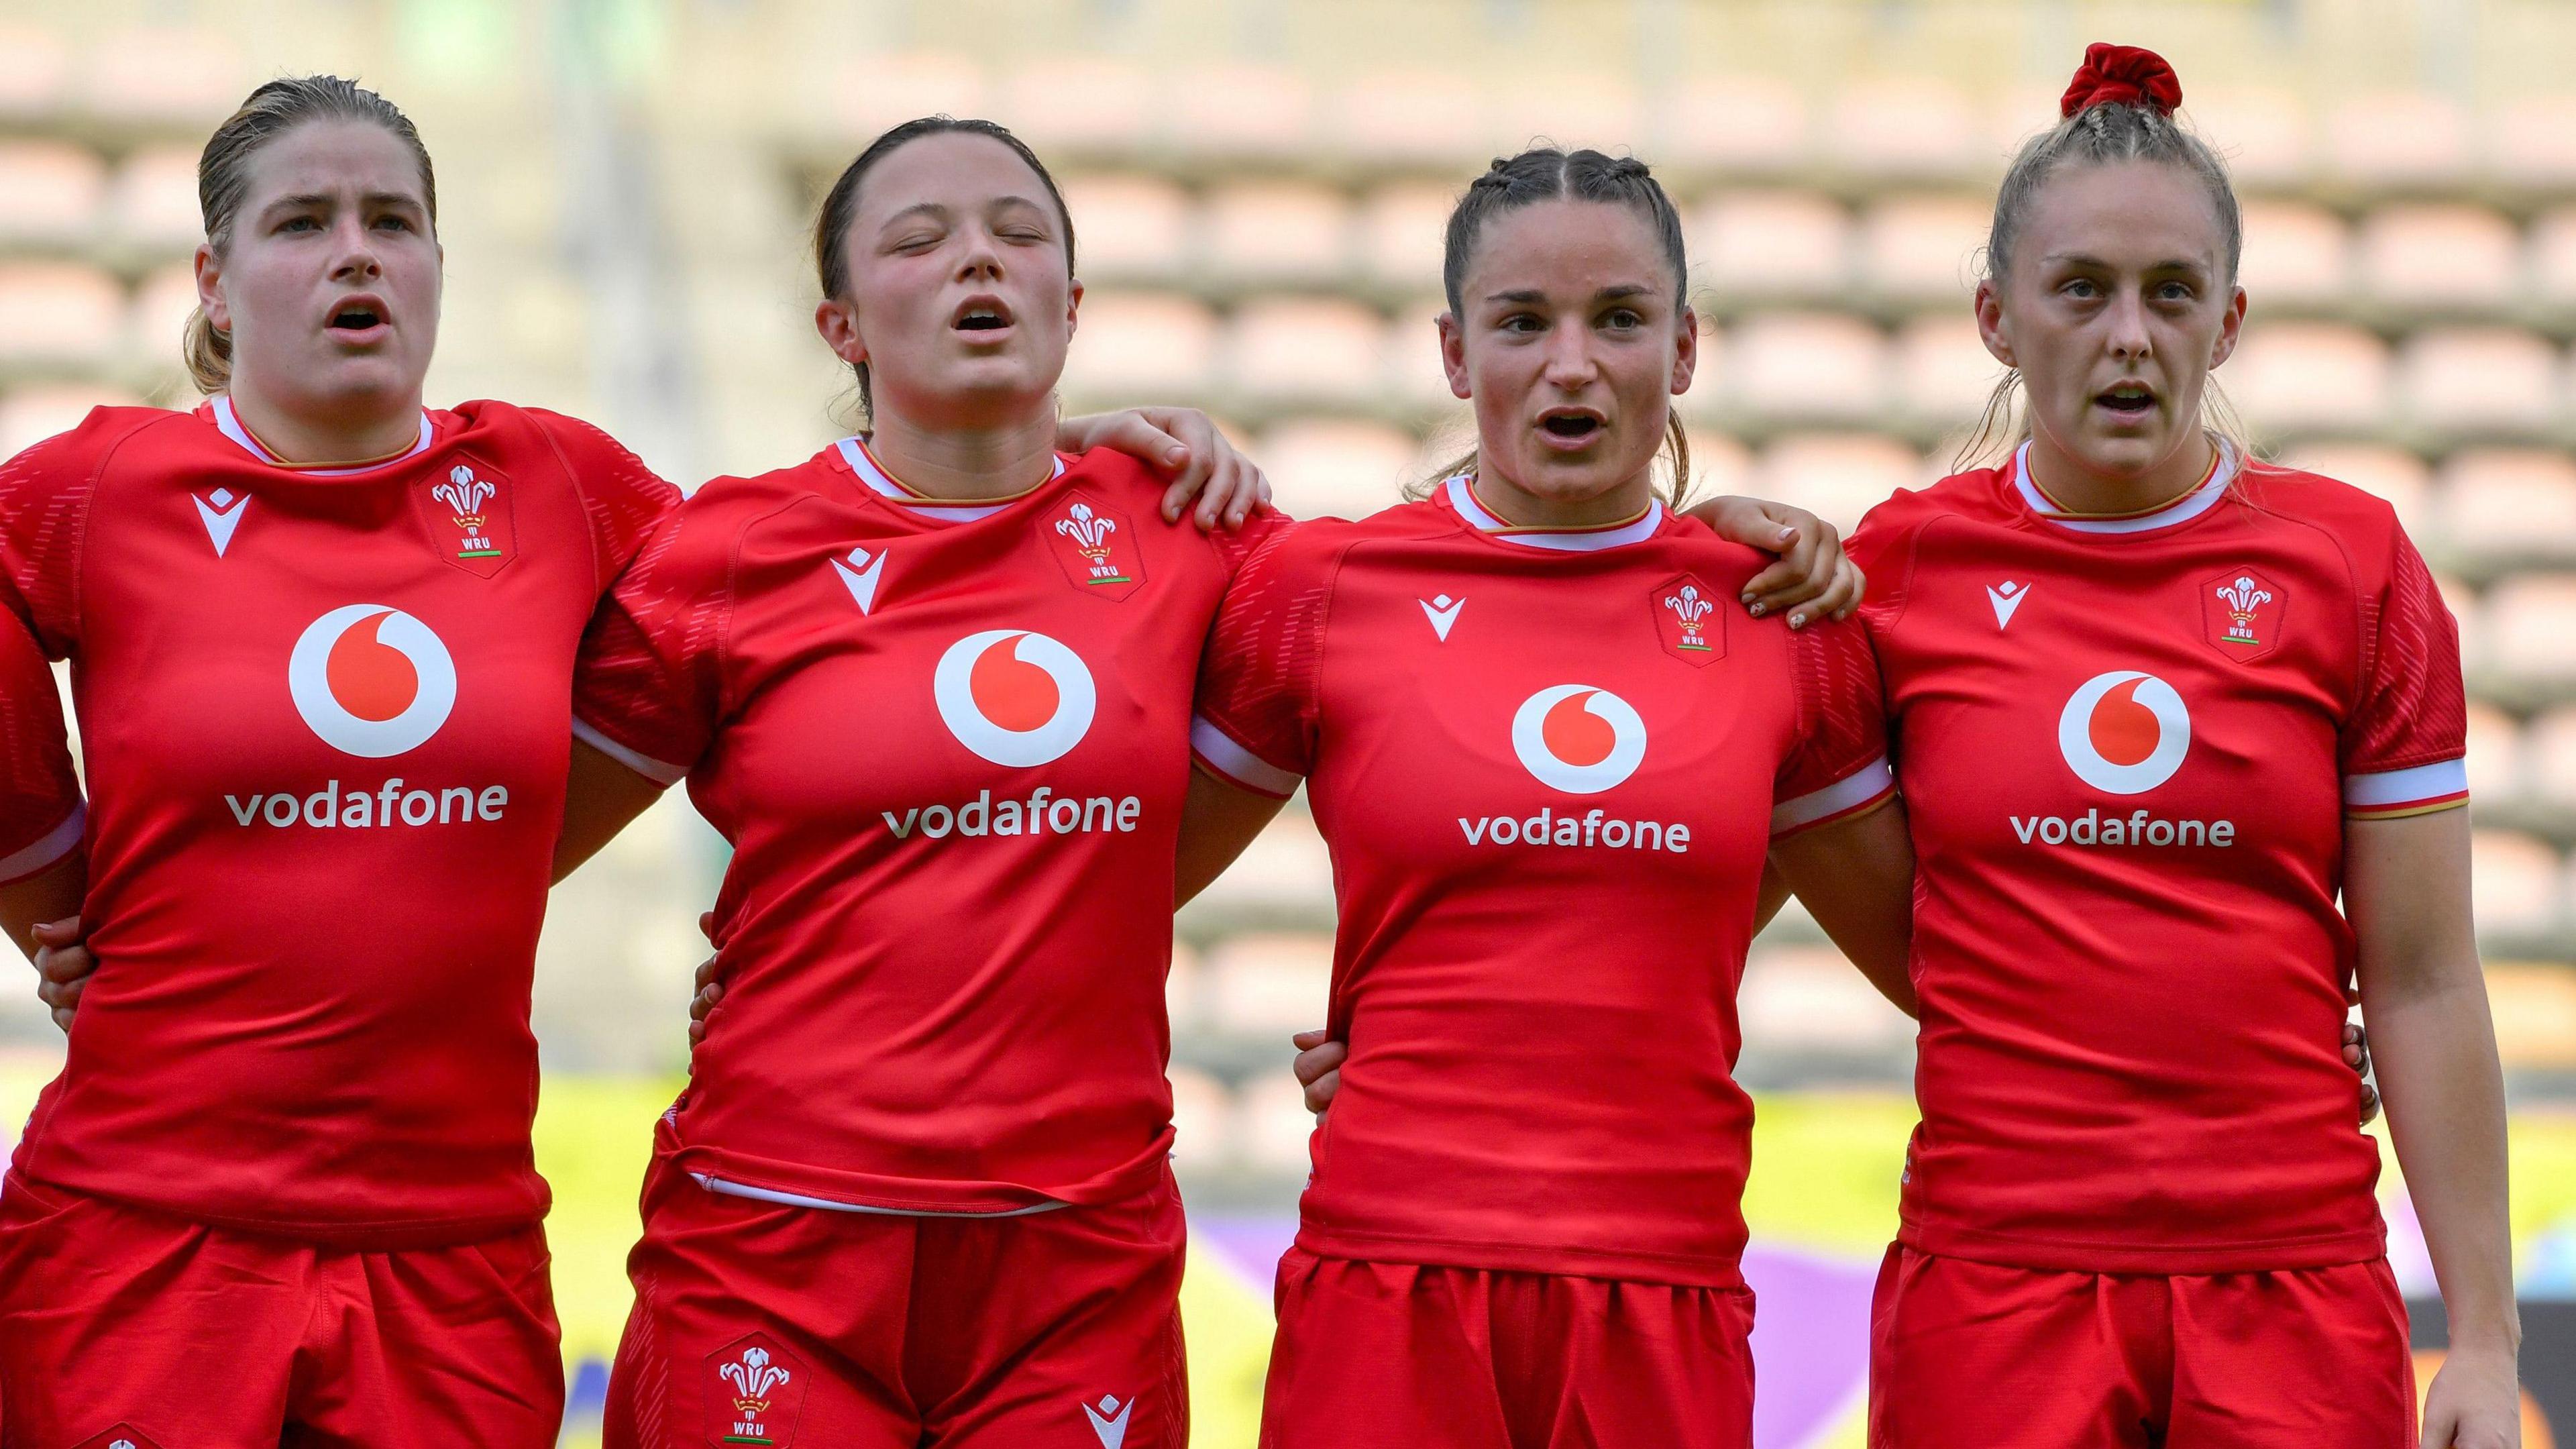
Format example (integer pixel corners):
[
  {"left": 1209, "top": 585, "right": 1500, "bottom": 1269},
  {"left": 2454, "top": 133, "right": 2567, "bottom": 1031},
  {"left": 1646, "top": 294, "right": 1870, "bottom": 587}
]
[
  {"left": 7, "top": 1167, "right": 549, "bottom": 1251},
  {"left": 663, "top": 1130, "right": 1175, "bottom": 1217},
  {"left": 1896, "top": 1216, "right": 2387, "bottom": 1275},
  {"left": 1295, "top": 1221, "right": 1748, "bottom": 1291}
]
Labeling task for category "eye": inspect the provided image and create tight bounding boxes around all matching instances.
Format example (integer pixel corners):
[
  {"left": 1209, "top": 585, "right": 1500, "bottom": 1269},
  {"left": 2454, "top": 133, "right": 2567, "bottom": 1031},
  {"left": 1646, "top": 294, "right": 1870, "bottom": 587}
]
[
  {"left": 2155, "top": 280, "right": 2195, "bottom": 303},
  {"left": 1000, "top": 226, "right": 1051, "bottom": 245},
  {"left": 1603, "top": 307, "right": 1646, "bottom": 329},
  {"left": 1498, "top": 313, "right": 1545, "bottom": 335},
  {"left": 2061, "top": 277, "right": 2100, "bottom": 300},
  {"left": 373, "top": 215, "right": 413, "bottom": 233},
  {"left": 278, "top": 215, "right": 321, "bottom": 233}
]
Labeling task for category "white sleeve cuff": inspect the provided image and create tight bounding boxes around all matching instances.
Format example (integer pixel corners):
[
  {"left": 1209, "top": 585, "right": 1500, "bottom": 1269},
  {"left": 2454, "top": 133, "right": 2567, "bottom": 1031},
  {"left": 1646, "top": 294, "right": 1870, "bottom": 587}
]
[
  {"left": 1189, "top": 716, "right": 1303, "bottom": 798},
  {"left": 1771, "top": 755, "right": 1895, "bottom": 837},
  {"left": 573, "top": 716, "right": 688, "bottom": 786},
  {"left": 0, "top": 803, "right": 83, "bottom": 883},
  {"left": 2343, "top": 758, "right": 2469, "bottom": 816}
]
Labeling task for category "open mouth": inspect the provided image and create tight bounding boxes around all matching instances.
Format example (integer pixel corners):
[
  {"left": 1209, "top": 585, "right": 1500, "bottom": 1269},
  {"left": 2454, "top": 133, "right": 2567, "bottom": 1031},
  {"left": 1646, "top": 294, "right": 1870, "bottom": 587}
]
[
  {"left": 2096, "top": 383, "right": 2155, "bottom": 415},
  {"left": 951, "top": 297, "right": 1014, "bottom": 333},
  {"left": 326, "top": 296, "right": 388, "bottom": 337},
  {"left": 1538, "top": 409, "right": 1605, "bottom": 442}
]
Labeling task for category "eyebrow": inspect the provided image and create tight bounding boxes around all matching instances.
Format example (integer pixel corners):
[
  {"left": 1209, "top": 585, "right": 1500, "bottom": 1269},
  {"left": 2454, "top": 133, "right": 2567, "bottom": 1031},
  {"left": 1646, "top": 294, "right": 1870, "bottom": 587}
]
[
  {"left": 1482, "top": 283, "right": 1659, "bottom": 304},
  {"left": 879, "top": 195, "right": 1049, "bottom": 227},
  {"left": 264, "top": 191, "right": 424, "bottom": 212},
  {"left": 2045, "top": 252, "right": 2210, "bottom": 274}
]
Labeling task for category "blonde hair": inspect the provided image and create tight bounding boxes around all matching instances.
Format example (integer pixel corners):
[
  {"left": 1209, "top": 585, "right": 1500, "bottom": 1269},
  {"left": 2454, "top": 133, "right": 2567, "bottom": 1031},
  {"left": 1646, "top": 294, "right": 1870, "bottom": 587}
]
[{"left": 184, "top": 76, "right": 437, "bottom": 394}]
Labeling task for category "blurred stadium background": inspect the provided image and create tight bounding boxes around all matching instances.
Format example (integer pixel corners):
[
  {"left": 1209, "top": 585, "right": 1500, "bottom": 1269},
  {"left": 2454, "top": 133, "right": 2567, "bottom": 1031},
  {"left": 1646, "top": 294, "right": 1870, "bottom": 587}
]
[{"left": 5, "top": 0, "right": 2576, "bottom": 1443}]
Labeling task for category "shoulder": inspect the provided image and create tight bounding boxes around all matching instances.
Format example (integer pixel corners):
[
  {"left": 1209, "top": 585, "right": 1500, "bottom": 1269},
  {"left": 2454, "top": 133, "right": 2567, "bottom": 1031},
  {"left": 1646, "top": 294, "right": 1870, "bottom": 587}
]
[
  {"left": 1056, "top": 445, "right": 1166, "bottom": 498},
  {"left": 2, "top": 405, "right": 186, "bottom": 478},
  {"left": 2231, "top": 459, "right": 2404, "bottom": 538},
  {"left": 468, "top": 404, "right": 677, "bottom": 494},
  {"left": 1852, "top": 467, "right": 2002, "bottom": 545},
  {"left": 1655, "top": 512, "right": 1782, "bottom": 591}
]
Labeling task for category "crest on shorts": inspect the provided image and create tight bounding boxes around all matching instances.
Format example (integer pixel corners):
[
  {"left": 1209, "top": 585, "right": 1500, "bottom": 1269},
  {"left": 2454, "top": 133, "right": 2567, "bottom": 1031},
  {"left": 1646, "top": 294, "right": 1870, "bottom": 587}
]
[
  {"left": 414, "top": 455, "right": 518, "bottom": 578},
  {"left": 1652, "top": 572, "right": 1727, "bottom": 666},
  {"left": 74, "top": 1428, "right": 163, "bottom": 1449},
  {"left": 2200, "top": 567, "right": 2285, "bottom": 663},
  {"left": 1044, "top": 491, "right": 1147, "bottom": 602},
  {"left": 706, "top": 1332, "right": 808, "bottom": 1447}
]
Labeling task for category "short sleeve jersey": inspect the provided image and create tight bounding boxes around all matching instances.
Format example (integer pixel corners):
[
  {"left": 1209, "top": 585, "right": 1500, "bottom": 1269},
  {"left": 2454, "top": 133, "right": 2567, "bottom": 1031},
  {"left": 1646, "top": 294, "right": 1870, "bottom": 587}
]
[
  {"left": 0, "top": 398, "right": 676, "bottom": 1246},
  {"left": 0, "top": 604, "right": 80, "bottom": 880},
  {"left": 1850, "top": 443, "right": 2466, "bottom": 1274},
  {"left": 572, "top": 437, "right": 1273, "bottom": 1214},
  {"left": 1191, "top": 478, "right": 1892, "bottom": 1287}
]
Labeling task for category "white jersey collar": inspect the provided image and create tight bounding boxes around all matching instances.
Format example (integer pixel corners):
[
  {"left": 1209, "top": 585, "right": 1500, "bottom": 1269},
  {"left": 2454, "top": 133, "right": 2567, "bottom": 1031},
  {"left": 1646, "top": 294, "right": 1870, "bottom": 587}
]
[
  {"left": 209, "top": 396, "right": 435, "bottom": 476},
  {"left": 1444, "top": 475, "right": 1664, "bottom": 551},
  {"left": 2011, "top": 439, "right": 2235, "bottom": 535},
  {"left": 835, "top": 435, "right": 1066, "bottom": 523}
]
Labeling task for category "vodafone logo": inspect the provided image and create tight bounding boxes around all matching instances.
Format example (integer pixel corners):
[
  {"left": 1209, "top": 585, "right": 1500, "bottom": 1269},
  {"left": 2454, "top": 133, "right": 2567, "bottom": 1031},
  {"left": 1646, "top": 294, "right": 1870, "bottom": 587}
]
[
  {"left": 2057, "top": 670, "right": 2190, "bottom": 795},
  {"left": 1510, "top": 684, "right": 1647, "bottom": 794},
  {"left": 932, "top": 629, "right": 1097, "bottom": 767},
  {"left": 287, "top": 604, "right": 458, "bottom": 758}
]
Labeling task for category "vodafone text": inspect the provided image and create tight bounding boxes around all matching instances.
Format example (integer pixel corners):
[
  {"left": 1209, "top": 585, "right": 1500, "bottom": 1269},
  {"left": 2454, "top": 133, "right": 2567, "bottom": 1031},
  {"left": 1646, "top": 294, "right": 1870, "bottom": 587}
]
[
  {"left": 1458, "top": 806, "right": 1690, "bottom": 853},
  {"left": 225, "top": 780, "right": 509, "bottom": 828},
  {"left": 883, "top": 786, "right": 1142, "bottom": 841},
  {"left": 2009, "top": 807, "right": 2235, "bottom": 849}
]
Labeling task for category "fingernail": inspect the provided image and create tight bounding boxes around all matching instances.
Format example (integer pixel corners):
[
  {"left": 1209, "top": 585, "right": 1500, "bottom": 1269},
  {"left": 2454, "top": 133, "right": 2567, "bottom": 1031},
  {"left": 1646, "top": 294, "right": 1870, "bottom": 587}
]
[
  {"left": 1167, "top": 446, "right": 1186, "bottom": 463},
  {"left": 1748, "top": 602, "right": 1766, "bottom": 616},
  {"left": 1790, "top": 613, "right": 1807, "bottom": 628},
  {"left": 1740, "top": 592, "right": 1756, "bottom": 604}
]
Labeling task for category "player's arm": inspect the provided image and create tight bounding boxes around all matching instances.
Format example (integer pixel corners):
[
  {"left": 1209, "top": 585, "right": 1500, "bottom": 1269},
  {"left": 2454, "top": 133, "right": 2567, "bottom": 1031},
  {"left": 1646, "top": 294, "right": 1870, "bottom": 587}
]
[
  {"left": 1768, "top": 800, "right": 1917, "bottom": 1017},
  {"left": 1055, "top": 407, "right": 1271, "bottom": 531},
  {"left": 1177, "top": 765, "right": 1288, "bottom": 906},
  {"left": 1679, "top": 496, "right": 1864, "bottom": 625},
  {"left": 553, "top": 738, "right": 668, "bottom": 883},
  {"left": 2345, "top": 807, "right": 2520, "bottom": 1448}
]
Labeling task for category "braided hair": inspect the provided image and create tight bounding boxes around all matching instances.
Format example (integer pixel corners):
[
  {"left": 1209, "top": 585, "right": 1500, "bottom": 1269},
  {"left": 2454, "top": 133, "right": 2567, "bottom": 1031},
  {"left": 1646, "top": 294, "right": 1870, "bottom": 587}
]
[{"left": 1424, "top": 148, "right": 1695, "bottom": 502}]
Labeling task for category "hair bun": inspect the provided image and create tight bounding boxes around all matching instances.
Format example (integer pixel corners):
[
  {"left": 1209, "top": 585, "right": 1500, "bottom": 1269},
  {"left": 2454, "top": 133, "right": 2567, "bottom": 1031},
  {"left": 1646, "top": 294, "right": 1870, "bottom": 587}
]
[{"left": 2059, "top": 42, "right": 2182, "bottom": 118}]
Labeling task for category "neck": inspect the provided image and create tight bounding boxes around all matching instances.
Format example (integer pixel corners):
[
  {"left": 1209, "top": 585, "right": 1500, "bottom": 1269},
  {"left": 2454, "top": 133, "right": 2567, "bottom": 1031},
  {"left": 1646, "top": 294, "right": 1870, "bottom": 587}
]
[
  {"left": 2022, "top": 428, "right": 2218, "bottom": 517},
  {"left": 224, "top": 378, "right": 423, "bottom": 466},
  {"left": 864, "top": 403, "right": 1060, "bottom": 501},
  {"left": 1470, "top": 465, "right": 1656, "bottom": 530}
]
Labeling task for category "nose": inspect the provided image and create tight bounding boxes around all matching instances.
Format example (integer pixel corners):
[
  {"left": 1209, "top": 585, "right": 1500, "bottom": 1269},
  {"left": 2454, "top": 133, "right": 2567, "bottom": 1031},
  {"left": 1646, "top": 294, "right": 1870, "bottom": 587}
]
[
  {"left": 1540, "top": 322, "right": 1599, "bottom": 389},
  {"left": 328, "top": 215, "right": 383, "bottom": 284},
  {"left": 953, "top": 225, "right": 1005, "bottom": 285},
  {"left": 2104, "top": 290, "right": 2152, "bottom": 362}
]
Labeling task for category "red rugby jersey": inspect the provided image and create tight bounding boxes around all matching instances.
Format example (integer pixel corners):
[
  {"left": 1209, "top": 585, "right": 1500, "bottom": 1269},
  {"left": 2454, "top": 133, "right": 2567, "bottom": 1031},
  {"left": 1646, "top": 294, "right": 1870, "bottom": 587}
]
[
  {"left": 1852, "top": 443, "right": 2466, "bottom": 1274},
  {"left": 0, "top": 604, "right": 80, "bottom": 881},
  {"left": 1191, "top": 478, "right": 1892, "bottom": 1287},
  {"left": 0, "top": 398, "right": 675, "bottom": 1246},
  {"left": 572, "top": 437, "right": 1270, "bottom": 1214}
]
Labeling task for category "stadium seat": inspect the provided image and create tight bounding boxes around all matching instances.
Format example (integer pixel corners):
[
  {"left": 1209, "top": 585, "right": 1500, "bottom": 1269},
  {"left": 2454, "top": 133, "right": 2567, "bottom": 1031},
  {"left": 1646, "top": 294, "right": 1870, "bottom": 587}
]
[
  {"left": 1254, "top": 419, "right": 1420, "bottom": 520},
  {"left": 1380, "top": 295, "right": 1456, "bottom": 409},
  {"left": 1190, "top": 815, "right": 1332, "bottom": 924},
  {"left": 2469, "top": 829, "right": 2561, "bottom": 937},
  {"left": 2520, "top": 706, "right": 2576, "bottom": 808},
  {"left": 0, "top": 140, "right": 104, "bottom": 248},
  {"left": 1166, "top": 64, "right": 1313, "bottom": 161},
  {"left": 1236, "top": 1075, "right": 1320, "bottom": 1178},
  {"left": 1858, "top": 193, "right": 1988, "bottom": 303},
  {"left": 1056, "top": 291, "right": 1219, "bottom": 403},
  {"left": 2359, "top": 203, "right": 2521, "bottom": 311},
  {"left": 1201, "top": 932, "right": 1334, "bottom": 1038},
  {"left": 2182, "top": 88, "right": 2312, "bottom": 187},
  {"left": 2528, "top": 207, "right": 2576, "bottom": 309},
  {"left": 1334, "top": 71, "right": 1486, "bottom": 164},
  {"left": 2434, "top": 571, "right": 2487, "bottom": 674},
  {"left": 2487, "top": 97, "right": 2576, "bottom": 189},
  {"left": 833, "top": 52, "right": 987, "bottom": 139},
  {"left": 2438, "top": 449, "right": 2576, "bottom": 557},
  {"left": 1739, "top": 945, "right": 1913, "bottom": 1053},
  {"left": 0, "top": 382, "right": 142, "bottom": 458},
  {"left": 1166, "top": 1065, "right": 1234, "bottom": 1171},
  {"left": 1358, "top": 182, "right": 1456, "bottom": 292},
  {"left": 2325, "top": 92, "right": 2471, "bottom": 189},
  {"left": 2400, "top": 327, "right": 2560, "bottom": 435},
  {"left": 0, "top": 27, "right": 68, "bottom": 119},
  {"left": 1688, "top": 190, "right": 1851, "bottom": 303},
  {"left": 1488, "top": 74, "right": 1639, "bottom": 158},
  {"left": 2483, "top": 963, "right": 2576, "bottom": 1070},
  {"left": 1166, "top": 938, "right": 1203, "bottom": 1034},
  {"left": 127, "top": 264, "right": 199, "bottom": 366},
  {"left": 1892, "top": 313, "right": 2002, "bottom": 425},
  {"left": 1228, "top": 297, "right": 1389, "bottom": 407},
  {"left": 1660, "top": 76, "right": 1809, "bottom": 173},
  {"left": 2236, "top": 200, "right": 2352, "bottom": 308},
  {"left": 1201, "top": 180, "right": 1354, "bottom": 286},
  {"left": 1728, "top": 312, "right": 1888, "bottom": 423},
  {"left": 0, "top": 262, "right": 121, "bottom": 368},
  {"left": 2463, "top": 702, "right": 2521, "bottom": 801},
  {"left": 1681, "top": 430, "right": 1754, "bottom": 502},
  {"left": 1752, "top": 433, "right": 1921, "bottom": 533},
  {"left": 1060, "top": 174, "right": 1191, "bottom": 284},
  {"left": 109, "top": 145, "right": 201, "bottom": 253},
  {"left": 80, "top": 28, "right": 248, "bottom": 123},
  {"left": 2484, "top": 575, "right": 2576, "bottom": 682},
  {"left": 2270, "top": 443, "right": 2430, "bottom": 535},
  {"left": 999, "top": 57, "right": 1155, "bottom": 152},
  {"left": 1825, "top": 78, "right": 1980, "bottom": 178},
  {"left": 2222, "top": 323, "right": 2392, "bottom": 435}
]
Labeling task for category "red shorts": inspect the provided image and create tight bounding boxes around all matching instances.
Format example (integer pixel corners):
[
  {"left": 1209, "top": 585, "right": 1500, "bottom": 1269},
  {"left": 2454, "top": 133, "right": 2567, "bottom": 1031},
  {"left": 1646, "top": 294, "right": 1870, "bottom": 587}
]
[
  {"left": 0, "top": 1172, "right": 562, "bottom": 1449},
  {"left": 604, "top": 1152, "right": 1187, "bottom": 1449},
  {"left": 1258, "top": 1248, "right": 1756, "bottom": 1449},
  {"left": 1869, "top": 1244, "right": 2416, "bottom": 1448}
]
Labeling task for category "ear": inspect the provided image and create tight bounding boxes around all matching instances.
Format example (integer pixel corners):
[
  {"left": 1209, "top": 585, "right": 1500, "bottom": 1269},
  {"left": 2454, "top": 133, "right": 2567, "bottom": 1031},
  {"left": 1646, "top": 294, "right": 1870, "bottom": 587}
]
[
  {"left": 1065, "top": 277, "right": 1083, "bottom": 339},
  {"left": 1437, "top": 311, "right": 1471, "bottom": 400},
  {"left": 194, "top": 241, "right": 228, "bottom": 334},
  {"left": 1668, "top": 305, "right": 1701, "bottom": 397},
  {"left": 814, "top": 296, "right": 867, "bottom": 371},
  {"left": 1974, "top": 278, "right": 2014, "bottom": 368},
  {"left": 2206, "top": 282, "right": 2247, "bottom": 371}
]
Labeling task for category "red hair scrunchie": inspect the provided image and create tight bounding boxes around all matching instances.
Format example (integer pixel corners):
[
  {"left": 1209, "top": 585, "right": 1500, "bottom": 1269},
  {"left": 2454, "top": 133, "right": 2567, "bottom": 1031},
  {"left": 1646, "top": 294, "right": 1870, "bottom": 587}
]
[{"left": 2059, "top": 42, "right": 2183, "bottom": 117}]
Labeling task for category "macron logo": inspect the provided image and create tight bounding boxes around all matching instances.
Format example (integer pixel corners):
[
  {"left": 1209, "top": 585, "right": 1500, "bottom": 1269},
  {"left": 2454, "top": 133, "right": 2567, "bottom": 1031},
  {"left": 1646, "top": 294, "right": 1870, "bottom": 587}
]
[
  {"left": 1986, "top": 580, "right": 2029, "bottom": 628},
  {"left": 832, "top": 545, "right": 886, "bottom": 614},
  {"left": 1083, "top": 1393, "right": 1132, "bottom": 1449},
  {"left": 1419, "top": 593, "right": 1464, "bottom": 641},
  {"left": 194, "top": 488, "right": 248, "bottom": 557}
]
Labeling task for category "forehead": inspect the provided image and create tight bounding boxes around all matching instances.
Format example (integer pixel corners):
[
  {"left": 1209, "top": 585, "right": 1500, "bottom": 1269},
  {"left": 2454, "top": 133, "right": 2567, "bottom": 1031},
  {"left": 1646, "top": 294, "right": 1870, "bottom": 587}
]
[
  {"left": 240, "top": 118, "right": 427, "bottom": 206},
  {"left": 1462, "top": 197, "right": 1672, "bottom": 296},
  {"left": 2022, "top": 158, "right": 2225, "bottom": 267},
  {"left": 855, "top": 131, "right": 1051, "bottom": 221}
]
